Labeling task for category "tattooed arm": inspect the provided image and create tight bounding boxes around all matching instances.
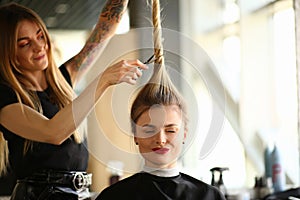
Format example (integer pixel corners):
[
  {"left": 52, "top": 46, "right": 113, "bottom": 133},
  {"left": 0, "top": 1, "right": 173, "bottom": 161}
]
[{"left": 64, "top": 0, "right": 129, "bottom": 87}]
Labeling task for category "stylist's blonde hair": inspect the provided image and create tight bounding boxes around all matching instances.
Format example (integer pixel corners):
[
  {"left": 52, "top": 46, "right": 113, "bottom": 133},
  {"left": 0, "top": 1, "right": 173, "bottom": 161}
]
[
  {"left": 131, "top": 0, "right": 188, "bottom": 135},
  {"left": 0, "top": 3, "right": 80, "bottom": 175}
]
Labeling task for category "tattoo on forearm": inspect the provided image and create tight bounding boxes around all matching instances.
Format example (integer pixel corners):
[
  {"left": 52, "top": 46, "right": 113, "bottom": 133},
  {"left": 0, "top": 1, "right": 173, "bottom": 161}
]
[
  {"left": 74, "top": 43, "right": 99, "bottom": 71},
  {"left": 73, "top": 0, "right": 128, "bottom": 71},
  {"left": 102, "top": 0, "right": 125, "bottom": 22},
  {"left": 96, "top": 0, "right": 127, "bottom": 41}
]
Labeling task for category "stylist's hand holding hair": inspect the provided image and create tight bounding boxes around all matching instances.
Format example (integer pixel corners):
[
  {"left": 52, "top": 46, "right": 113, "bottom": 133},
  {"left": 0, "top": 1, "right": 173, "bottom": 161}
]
[{"left": 101, "top": 59, "right": 148, "bottom": 86}]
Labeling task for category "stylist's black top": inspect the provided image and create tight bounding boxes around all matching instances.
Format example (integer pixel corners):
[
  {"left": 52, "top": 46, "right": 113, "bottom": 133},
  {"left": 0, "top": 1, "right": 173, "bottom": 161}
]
[
  {"left": 96, "top": 172, "right": 226, "bottom": 200},
  {"left": 0, "top": 65, "right": 88, "bottom": 179}
]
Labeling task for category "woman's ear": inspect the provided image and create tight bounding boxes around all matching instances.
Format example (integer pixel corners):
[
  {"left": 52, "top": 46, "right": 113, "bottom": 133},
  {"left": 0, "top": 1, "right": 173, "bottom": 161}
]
[{"left": 183, "top": 130, "right": 187, "bottom": 144}]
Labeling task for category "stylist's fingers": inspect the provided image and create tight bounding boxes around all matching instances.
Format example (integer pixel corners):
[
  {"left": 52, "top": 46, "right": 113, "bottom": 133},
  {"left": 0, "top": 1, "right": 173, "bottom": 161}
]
[
  {"left": 120, "top": 60, "right": 148, "bottom": 84},
  {"left": 120, "top": 68, "right": 140, "bottom": 85},
  {"left": 102, "top": 59, "right": 148, "bottom": 86},
  {"left": 120, "top": 74, "right": 137, "bottom": 85},
  {"left": 125, "top": 65, "right": 142, "bottom": 77},
  {"left": 125, "top": 59, "right": 148, "bottom": 71}
]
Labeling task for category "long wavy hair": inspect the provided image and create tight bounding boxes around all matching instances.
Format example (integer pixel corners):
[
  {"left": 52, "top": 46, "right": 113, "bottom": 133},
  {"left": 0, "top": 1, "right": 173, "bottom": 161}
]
[
  {"left": 130, "top": 0, "right": 188, "bottom": 135},
  {"left": 0, "top": 3, "right": 79, "bottom": 175}
]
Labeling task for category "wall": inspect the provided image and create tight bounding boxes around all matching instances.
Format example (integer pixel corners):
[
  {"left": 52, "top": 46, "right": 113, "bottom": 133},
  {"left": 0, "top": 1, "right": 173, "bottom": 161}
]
[{"left": 84, "top": 31, "right": 144, "bottom": 192}]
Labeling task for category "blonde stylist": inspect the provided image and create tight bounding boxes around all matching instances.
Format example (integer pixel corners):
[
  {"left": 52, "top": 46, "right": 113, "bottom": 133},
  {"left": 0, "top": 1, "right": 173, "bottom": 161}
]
[{"left": 0, "top": 1, "right": 147, "bottom": 199}]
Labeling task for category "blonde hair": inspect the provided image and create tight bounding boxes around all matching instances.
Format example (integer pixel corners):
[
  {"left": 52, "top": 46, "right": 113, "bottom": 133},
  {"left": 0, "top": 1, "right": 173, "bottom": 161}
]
[
  {"left": 130, "top": 0, "right": 188, "bottom": 134},
  {"left": 0, "top": 3, "right": 81, "bottom": 175}
]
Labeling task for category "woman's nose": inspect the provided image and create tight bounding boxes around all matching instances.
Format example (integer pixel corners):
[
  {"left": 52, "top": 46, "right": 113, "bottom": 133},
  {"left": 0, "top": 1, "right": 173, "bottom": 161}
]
[
  {"left": 155, "top": 131, "right": 167, "bottom": 145},
  {"left": 33, "top": 40, "right": 45, "bottom": 52}
]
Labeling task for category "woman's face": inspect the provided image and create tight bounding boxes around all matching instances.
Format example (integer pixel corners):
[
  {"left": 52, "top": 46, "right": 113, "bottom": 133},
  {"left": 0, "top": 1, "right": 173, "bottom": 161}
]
[
  {"left": 135, "top": 105, "right": 186, "bottom": 169},
  {"left": 16, "top": 20, "right": 48, "bottom": 74}
]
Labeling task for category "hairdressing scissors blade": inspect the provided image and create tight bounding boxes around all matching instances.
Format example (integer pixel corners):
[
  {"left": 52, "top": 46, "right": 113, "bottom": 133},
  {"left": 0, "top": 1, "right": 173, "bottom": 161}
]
[
  {"left": 143, "top": 54, "right": 155, "bottom": 64},
  {"left": 138, "top": 54, "right": 155, "bottom": 71}
]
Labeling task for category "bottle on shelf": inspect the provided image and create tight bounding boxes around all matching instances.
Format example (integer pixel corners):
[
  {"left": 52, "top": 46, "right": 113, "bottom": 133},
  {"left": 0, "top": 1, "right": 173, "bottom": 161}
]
[{"left": 271, "top": 144, "right": 285, "bottom": 193}]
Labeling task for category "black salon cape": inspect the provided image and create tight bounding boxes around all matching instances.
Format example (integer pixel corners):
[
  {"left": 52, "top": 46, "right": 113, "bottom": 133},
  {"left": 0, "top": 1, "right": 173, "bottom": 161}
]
[{"left": 96, "top": 172, "right": 226, "bottom": 200}]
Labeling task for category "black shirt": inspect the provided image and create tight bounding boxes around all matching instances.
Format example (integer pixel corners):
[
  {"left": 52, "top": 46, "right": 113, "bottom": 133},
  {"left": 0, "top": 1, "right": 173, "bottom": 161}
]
[
  {"left": 0, "top": 65, "right": 89, "bottom": 179},
  {"left": 96, "top": 172, "right": 226, "bottom": 200}
]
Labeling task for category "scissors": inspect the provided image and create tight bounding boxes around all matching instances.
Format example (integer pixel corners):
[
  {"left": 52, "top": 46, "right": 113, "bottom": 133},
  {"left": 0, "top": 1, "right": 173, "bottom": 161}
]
[
  {"left": 143, "top": 54, "right": 155, "bottom": 64},
  {"left": 137, "top": 54, "right": 155, "bottom": 72}
]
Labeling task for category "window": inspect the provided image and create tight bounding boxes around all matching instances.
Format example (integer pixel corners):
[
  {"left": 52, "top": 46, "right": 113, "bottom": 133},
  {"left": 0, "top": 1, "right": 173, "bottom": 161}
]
[
  {"left": 273, "top": 7, "right": 298, "bottom": 185},
  {"left": 180, "top": 0, "right": 299, "bottom": 189}
]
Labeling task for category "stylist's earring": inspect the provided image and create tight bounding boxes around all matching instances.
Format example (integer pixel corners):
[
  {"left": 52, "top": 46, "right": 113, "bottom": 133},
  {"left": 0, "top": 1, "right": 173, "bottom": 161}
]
[{"left": 135, "top": 142, "right": 138, "bottom": 145}]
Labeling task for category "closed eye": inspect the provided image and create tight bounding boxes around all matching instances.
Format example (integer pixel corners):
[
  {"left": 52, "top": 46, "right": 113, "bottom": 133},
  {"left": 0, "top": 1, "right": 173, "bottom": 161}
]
[
  {"left": 143, "top": 129, "right": 157, "bottom": 134},
  {"left": 165, "top": 128, "right": 178, "bottom": 133},
  {"left": 140, "top": 124, "right": 158, "bottom": 136},
  {"left": 18, "top": 41, "right": 30, "bottom": 48},
  {"left": 166, "top": 130, "right": 176, "bottom": 133},
  {"left": 165, "top": 125, "right": 179, "bottom": 134}
]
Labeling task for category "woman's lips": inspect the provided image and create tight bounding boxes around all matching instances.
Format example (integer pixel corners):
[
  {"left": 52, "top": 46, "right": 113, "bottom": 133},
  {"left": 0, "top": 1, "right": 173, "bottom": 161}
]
[
  {"left": 152, "top": 147, "right": 169, "bottom": 154},
  {"left": 34, "top": 54, "right": 45, "bottom": 60}
]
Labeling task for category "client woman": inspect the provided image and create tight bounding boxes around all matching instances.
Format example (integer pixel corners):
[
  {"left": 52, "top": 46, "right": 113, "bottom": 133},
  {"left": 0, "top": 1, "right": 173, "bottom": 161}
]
[{"left": 96, "top": 0, "right": 226, "bottom": 199}]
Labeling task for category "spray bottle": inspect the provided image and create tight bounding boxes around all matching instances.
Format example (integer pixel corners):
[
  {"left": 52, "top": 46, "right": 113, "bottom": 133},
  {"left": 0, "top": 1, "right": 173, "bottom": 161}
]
[
  {"left": 271, "top": 144, "right": 285, "bottom": 192},
  {"left": 210, "top": 167, "right": 229, "bottom": 196},
  {"left": 264, "top": 142, "right": 273, "bottom": 179}
]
